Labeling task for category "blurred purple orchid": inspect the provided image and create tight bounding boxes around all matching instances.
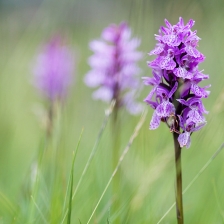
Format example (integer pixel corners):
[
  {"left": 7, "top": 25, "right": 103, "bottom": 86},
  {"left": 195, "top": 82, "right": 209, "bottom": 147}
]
[
  {"left": 143, "top": 17, "right": 210, "bottom": 148},
  {"left": 84, "top": 22, "right": 143, "bottom": 115},
  {"left": 33, "top": 36, "right": 75, "bottom": 101}
]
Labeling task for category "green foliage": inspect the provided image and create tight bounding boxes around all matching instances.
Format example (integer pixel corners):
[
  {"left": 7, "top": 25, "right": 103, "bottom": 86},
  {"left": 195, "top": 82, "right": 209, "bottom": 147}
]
[
  {"left": 0, "top": 0, "right": 224, "bottom": 223},
  {"left": 67, "top": 130, "right": 83, "bottom": 224}
]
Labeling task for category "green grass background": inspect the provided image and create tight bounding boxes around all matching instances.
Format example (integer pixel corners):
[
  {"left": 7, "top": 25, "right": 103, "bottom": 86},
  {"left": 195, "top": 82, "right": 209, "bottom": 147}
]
[{"left": 0, "top": 0, "right": 224, "bottom": 223}]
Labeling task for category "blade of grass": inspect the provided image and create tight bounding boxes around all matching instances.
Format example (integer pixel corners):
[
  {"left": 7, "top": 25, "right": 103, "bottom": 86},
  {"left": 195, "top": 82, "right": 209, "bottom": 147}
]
[
  {"left": 60, "top": 100, "right": 115, "bottom": 224},
  {"left": 28, "top": 137, "right": 48, "bottom": 223},
  {"left": 31, "top": 195, "right": 48, "bottom": 224},
  {"left": 0, "top": 191, "right": 17, "bottom": 217},
  {"left": 73, "top": 100, "right": 115, "bottom": 199},
  {"left": 86, "top": 109, "right": 147, "bottom": 224},
  {"left": 62, "top": 129, "right": 84, "bottom": 215},
  {"left": 157, "top": 142, "right": 224, "bottom": 224},
  {"left": 67, "top": 129, "right": 84, "bottom": 224}
]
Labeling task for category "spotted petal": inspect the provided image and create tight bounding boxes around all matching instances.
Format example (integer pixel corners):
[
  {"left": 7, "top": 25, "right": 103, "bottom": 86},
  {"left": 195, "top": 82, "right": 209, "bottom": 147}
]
[
  {"left": 178, "top": 132, "right": 191, "bottom": 148},
  {"left": 191, "top": 122, "right": 207, "bottom": 132},
  {"left": 156, "top": 101, "right": 175, "bottom": 117},
  {"left": 162, "top": 34, "right": 181, "bottom": 47},
  {"left": 173, "top": 67, "right": 193, "bottom": 79},
  {"left": 150, "top": 111, "right": 161, "bottom": 130},
  {"left": 185, "top": 45, "right": 201, "bottom": 58},
  {"left": 191, "top": 84, "right": 210, "bottom": 98},
  {"left": 159, "top": 56, "right": 176, "bottom": 70},
  {"left": 186, "top": 109, "right": 205, "bottom": 125},
  {"left": 149, "top": 44, "right": 164, "bottom": 55}
]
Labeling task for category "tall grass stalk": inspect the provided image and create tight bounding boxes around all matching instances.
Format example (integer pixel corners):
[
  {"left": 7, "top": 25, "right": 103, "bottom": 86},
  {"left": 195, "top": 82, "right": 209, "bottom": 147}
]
[
  {"left": 28, "top": 100, "right": 62, "bottom": 223},
  {"left": 157, "top": 142, "right": 224, "bottom": 224},
  {"left": 86, "top": 109, "right": 147, "bottom": 224},
  {"left": 27, "top": 137, "right": 47, "bottom": 223},
  {"left": 111, "top": 101, "right": 121, "bottom": 222},
  {"left": 66, "top": 129, "right": 83, "bottom": 224},
  {"left": 60, "top": 101, "right": 115, "bottom": 224},
  {"left": 0, "top": 191, "right": 17, "bottom": 218},
  {"left": 47, "top": 101, "right": 63, "bottom": 222},
  {"left": 31, "top": 195, "right": 48, "bottom": 224}
]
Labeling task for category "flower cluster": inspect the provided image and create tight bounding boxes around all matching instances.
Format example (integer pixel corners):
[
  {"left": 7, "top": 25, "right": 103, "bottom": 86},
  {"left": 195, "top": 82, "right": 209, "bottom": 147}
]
[
  {"left": 33, "top": 36, "right": 75, "bottom": 101},
  {"left": 84, "top": 22, "right": 143, "bottom": 115},
  {"left": 143, "top": 17, "right": 210, "bottom": 148}
]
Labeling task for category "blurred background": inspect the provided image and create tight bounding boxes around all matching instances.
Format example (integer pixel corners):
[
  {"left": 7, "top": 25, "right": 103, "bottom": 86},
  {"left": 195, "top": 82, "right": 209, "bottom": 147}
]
[{"left": 0, "top": 0, "right": 224, "bottom": 223}]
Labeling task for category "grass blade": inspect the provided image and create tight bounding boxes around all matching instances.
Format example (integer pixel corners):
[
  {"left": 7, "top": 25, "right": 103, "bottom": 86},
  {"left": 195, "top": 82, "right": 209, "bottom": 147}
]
[
  {"left": 31, "top": 195, "right": 48, "bottom": 224},
  {"left": 86, "top": 109, "right": 147, "bottom": 224},
  {"left": 0, "top": 191, "right": 17, "bottom": 216},
  {"left": 61, "top": 100, "right": 115, "bottom": 224},
  {"left": 66, "top": 129, "right": 84, "bottom": 224}
]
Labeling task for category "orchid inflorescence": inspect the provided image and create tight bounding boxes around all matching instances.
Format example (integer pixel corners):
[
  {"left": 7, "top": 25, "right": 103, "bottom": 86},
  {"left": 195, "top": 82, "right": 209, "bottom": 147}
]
[
  {"left": 33, "top": 36, "right": 75, "bottom": 102},
  {"left": 143, "top": 17, "right": 210, "bottom": 148},
  {"left": 84, "top": 22, "right": 143, "bottom": 115}
]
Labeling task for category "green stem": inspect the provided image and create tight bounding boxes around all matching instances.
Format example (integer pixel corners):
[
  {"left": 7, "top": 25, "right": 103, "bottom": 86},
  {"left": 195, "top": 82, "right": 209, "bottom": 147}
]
[
  {"left": 173, "top": 132, "right": 184, "bottom": 224},
  {"left": 111, "top": 103, "right": 120, "bottom": 222}
]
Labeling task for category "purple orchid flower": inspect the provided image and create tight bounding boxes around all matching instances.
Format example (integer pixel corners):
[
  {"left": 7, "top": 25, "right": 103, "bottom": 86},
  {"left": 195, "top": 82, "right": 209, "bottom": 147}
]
[
  {"left": 84, "top": 22, "right": 143, "bottom": 115},
  {"left": 143, "top": 17, "right": 210, "bottom": 148},
  {"left": 33, "top": 36, "right": 75, "bottom": 101}
]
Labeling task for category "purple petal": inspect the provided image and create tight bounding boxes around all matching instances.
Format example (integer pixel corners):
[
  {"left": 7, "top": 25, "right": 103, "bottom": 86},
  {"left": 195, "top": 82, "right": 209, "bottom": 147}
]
[
  {"left": 177, "top": 115, "right": 185, "bottom": 130},
  {"left": 173, "top": 67, "right": 186, "bottom": 78},
  {"left": 156, "top": 101, "right": 175, "bottom": 117},
  {"left": 124, "top": 38, "right": 141, "bottom": 50},
  {"left": 88, "top": 54, "right": 113, "bottom": 69},
  {"left": 159, "top": 56, "right": 176, "bottom": 70},
  {"left": 162, "top": 34, "right": 181, "bottom": 47},
  {"left": 156, "top": 85, "right": 170, "bottom": 98},
  {"left": 33, "top": 37, "right": 75, "bottom": 100},
  {"left": 186, "top": 135, "right": 191, "bottom": 148},
  {"left": 89, "top": 40, "right": 112, "bottom": 54},
  {"left": 186, "top": 19, "right": 195, "bottom": 29},
  {"left": 173, "top": 67, "right": 193, "bottom": 79},
  {"left": 164, "top": 19, "right": 172, "bottom": 29},
  {"left": 142, "top": 75, "right": 160, "bottom": 86},
  {"left": 121, "top": 51, "right": 143, "bottom": 62},
  {"left": 147, "top": 58, "right": 161, "bottom": 69},
  {"left": 197, "top": 101, "right": 209, "bottom": 114},
  {"left": 161, "top": 26, "right": 170, "bottom": 35},
  {"left": 191, "top": 84, "right": 210, "bottom": 98},
  {"left": 150, "top": 111, "right": 161, "bottom": 130},
  {"left": 84, "top": 70, "right": 104, "bottom": 87},
  {"left": 179, "top": 17, "right": 184, "bottom": 27},
  {"left": 144, "top": 100, "right": 158, "bottom": 109},
  {"left": 168, "top": 82, "right": 178, "bottom": 98},
  {"left": 178, "top": 132, "right": 190, "bottom": 148},
  {"left": 176, "top": 99, "right": 189, "bottom": 106},
  {"left": 149, "top": 44, "right": 164, "bottom": 55},
  {"left": 186, "top": 109, "right": 205, "bottom": 125},
  {"left": 101, "top": 25, "right": 116, "bottom": 42},
  {"left": 185, "top": 45, "right": 201, "bottom": 58},
  {"left": 191, "top": 122, "right": 207, "bottom": 132},
  {"left": 92, "top": 87, "right": 113, "bottom": 102},
  {"left": 144, "top": 87, "right": 157, "bottom": 102},
  {"left": 120, "top": 24, "right": 131, "bottom": 41},
  {"left": 194, "top": 70, "right": 209, "bottom": 80}
]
